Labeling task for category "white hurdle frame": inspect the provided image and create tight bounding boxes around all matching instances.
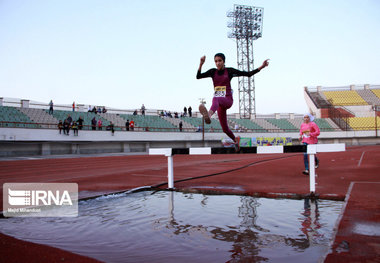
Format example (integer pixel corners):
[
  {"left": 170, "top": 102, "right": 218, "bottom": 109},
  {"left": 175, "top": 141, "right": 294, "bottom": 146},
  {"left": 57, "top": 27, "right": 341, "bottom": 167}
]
[{"left": 149, "top": 143, "right": 346, "bottom": 194}]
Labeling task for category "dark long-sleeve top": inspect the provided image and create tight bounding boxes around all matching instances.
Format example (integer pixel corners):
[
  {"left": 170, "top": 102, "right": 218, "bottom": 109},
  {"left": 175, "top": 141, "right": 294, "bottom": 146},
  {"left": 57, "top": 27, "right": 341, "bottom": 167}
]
[{"left": 196, "top": 67, "right": 261, "bottom": 80}]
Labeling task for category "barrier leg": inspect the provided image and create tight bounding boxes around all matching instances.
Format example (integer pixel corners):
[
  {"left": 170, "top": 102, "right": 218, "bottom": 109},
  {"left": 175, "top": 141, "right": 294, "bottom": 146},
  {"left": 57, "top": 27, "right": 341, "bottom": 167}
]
[
  {"left": 309, "top": 154, "right": 316, "bottom": 193},
  {"left": 167, "top": 156, "right": 174, "bottom": 189}
]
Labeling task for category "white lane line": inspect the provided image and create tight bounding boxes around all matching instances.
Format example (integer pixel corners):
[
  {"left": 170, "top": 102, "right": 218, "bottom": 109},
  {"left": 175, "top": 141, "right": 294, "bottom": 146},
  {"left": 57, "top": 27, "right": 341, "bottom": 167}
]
[{"left": 358, "top": 151, "right": 365, "bottom": 167}]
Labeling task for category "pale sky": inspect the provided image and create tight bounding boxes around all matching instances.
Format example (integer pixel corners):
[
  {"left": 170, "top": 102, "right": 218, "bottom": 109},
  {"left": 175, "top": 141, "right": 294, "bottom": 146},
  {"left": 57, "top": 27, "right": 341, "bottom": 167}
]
[{"left": 1, "top": 0, "right": 379, "bottom": 114}]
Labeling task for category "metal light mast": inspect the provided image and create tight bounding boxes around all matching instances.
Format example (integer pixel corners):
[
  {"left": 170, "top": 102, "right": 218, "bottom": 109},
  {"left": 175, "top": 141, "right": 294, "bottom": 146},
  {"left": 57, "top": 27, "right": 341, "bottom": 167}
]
[{"left": 227, "top": 4, "right": 264, "bottom": 119}]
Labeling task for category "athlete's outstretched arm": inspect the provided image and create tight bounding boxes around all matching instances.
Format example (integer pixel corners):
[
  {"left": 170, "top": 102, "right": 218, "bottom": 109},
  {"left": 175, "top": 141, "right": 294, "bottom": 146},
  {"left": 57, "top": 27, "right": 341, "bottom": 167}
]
[
  {"left": 229, "top": 59, "right": 270, "bottom": 78},
  {"left": 258, "top": 59, "right": 269, "bottom": 70},
  {"left": 198, "top": 56, "right": 206, "bottom": 72},
  {"left": 196, "top": 56, "right": 214, "bottom": 79}
]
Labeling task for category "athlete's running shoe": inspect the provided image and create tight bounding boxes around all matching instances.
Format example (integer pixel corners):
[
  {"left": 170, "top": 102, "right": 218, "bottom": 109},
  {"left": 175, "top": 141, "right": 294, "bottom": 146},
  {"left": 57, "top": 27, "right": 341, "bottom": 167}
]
[
  {"left": 199, "top": 104, "right": 211, "bottom": 124},
  {"left": 302, "top": 170, "right": 309, "bottom": 175}
]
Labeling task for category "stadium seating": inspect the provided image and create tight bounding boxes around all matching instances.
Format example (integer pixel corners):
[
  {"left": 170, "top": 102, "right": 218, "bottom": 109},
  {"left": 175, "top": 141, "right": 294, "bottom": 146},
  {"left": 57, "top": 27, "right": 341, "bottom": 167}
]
[
  {"left": 357, "top": 89, "right": 380, "bottom": 106},
  {"left": 98, "top": 113, "right": 129, "bottom": 131},
  {"left": 1, "top": 101, "right": 378, "bottom": 133},
  {"left": 346, "top": 117, "right": 380, "bottom": 130},
  {"left": 307, "top": 91, "right": 331, "bottom": 108},
  {"left": 313, "top": 118, "right": 335, "bottom": 131},
  {"left": 323, "top": 90, "right": 368, "bottom": 106},
  {"left": 50, "top": 110, "right": 111, "bottom": 130},
  {"left": 371, "top": 89, "right": 380, "bottom": 99},
  {"left": 252, "top": 118, "right": 279, "bottom": 131},
  {"left": 0, "top": 106, "right": 37, "bottom": 128},
  {"left": 119, "top": 114, "right": 177, "bottom": 132},
  {"left": 266, "top": 118, "right": 298, "bottom": 131},
  {"left": 180, "top": 116, "right": 223, "bottom": 132},
  {"left": 230, "top": 118, "right": 267, "bottom": 132},
  {"left": 162, "top": 116, "right": 196, "bottom": 131},
  {"left": 18, "top": 108, "right": 58, "bottom": 128}
]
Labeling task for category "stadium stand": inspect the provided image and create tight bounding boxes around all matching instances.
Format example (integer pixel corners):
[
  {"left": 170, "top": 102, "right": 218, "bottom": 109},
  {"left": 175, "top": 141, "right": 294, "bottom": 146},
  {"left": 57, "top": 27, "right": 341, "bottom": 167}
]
[
  {"left": 314, "top": 118, "right": 336, "bottom": 131},
  {"left": 346, "top": 117, "right": 380, "bottom": 131},
  {"left": 0, "top": 106, "right": 36, "bottom": 128},
  {"left": 180, "top": 116, "right": 223, "bottom": 132},
  {"left": 266, "top": 118, "right": 298, "bottom": 131},
  {"left": 230, "top": 118, "right": 267, "bottom": 132},
  {"left": 307, "top": 91, "right": 331, "bottom": 108},
  {"left": 323, "top": 90, "right": 368, "bottom": 106},
  {"left": 288, "top": 117, "right": 337, "bottom": 131},
  {"left": 357, "top": 89, "right": 380, "bottom": 106},
  {"left": 252, "top": 118, "right": 279, "bottom": 131},
  {"left": 50, "top": 110, "right": 111, "bottom": 130},
  {"left": 119, "top": 114, "right": 178, "bottom": 132},
  {"left": 371, "top": 88, "right": 380, "bottom": 99},
  {"left": 162, "top": 116, "right": 196, "bottom": 131},
  {"left": 1, "top": 91, "right": 379, "bottom": 134},
  {"left": 98, "top": 113, "right": 129, "bottom": 131},
  {"left": 18, "top": 108, "right": 58, "bottom": 128}
]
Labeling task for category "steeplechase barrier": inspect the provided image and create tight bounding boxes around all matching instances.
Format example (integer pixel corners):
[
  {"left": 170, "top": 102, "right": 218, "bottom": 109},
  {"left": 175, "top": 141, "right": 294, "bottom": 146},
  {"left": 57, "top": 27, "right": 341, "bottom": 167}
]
[{"left": 149, "top": 143, "right": 346, "bottom": 194}]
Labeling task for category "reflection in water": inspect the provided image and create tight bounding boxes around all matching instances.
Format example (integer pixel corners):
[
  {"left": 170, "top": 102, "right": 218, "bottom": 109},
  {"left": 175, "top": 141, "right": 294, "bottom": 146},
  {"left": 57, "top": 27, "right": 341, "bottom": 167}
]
[
  {"left": 165, "top": 192, "right": 338, "bottom": 263},
  {"left": 0, "top": 191, "right": 342, "bottom": 263},
  {"left": 302, "top": 198, "right": 322, "bottom": 245}
]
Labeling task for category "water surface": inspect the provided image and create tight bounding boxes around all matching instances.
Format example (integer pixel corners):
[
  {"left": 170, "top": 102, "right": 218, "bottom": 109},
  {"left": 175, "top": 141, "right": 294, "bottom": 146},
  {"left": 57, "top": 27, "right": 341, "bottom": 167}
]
[{"left": 0, "top": 191, "right": 343, "bottom": 263}]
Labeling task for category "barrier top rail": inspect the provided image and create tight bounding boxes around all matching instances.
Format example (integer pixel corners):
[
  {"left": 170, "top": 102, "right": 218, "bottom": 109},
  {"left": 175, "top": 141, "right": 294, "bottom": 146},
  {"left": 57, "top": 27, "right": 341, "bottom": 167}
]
[
  {"left": 149, "top": 144, "right": 345, "bottom": 156},
  {"left": 149, "top": 143, "right": 346, "bottom": 195}
]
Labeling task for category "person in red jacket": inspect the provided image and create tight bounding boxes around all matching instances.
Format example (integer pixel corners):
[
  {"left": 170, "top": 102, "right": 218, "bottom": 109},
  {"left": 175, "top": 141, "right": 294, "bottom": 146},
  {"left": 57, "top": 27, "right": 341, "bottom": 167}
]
[
  {"left": 299, "top": 113, "right": 320, "bottom": 175},
  {"left": 129, "top": 120, "right": 135, "bottom": 131}
]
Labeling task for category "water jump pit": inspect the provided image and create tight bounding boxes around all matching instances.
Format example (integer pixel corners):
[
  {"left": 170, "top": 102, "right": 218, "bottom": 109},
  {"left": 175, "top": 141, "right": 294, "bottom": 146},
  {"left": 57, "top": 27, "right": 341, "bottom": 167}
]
[{"left": 1, "top": 190, "right": 344, "bottom": 263}]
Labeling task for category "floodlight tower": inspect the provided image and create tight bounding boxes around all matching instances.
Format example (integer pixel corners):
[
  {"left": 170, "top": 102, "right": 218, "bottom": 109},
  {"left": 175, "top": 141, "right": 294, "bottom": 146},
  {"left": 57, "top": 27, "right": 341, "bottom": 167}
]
[{"left": 227, "top": 4, "right": 264, "bottom": 119}]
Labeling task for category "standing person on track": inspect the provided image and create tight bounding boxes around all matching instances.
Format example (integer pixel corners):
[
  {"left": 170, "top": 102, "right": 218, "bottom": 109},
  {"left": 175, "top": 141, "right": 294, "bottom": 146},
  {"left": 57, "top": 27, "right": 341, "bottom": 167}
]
[
  {"left": 196, "top": 53, "right": 269, "bottom": 150},
  {"left": 299, "top": 113, "right": 320, "bottom": 175}
]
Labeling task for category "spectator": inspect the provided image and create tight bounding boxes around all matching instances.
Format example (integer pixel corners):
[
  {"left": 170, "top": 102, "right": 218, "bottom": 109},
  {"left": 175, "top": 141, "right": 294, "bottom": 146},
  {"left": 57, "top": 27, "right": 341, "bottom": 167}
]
[
  {"left": 102, "top": 107, "right": 107, "bottom": 113},
  {"left": 92, "top": 106, "right": 97, "bottom": 114},
  {"left": 63, "top": 119, "right": 70, "bottom": 135},
  {"left": 97, "top": 119, "right": 102, "bottom": 130},
  {"left": 72, "top": 121, "right": 78, "bottom": 136},
  {"left": 88, "top": 105, "right": 92, "bottom": 112},
  {"left": 183, "top": 106, "right": 187, "bottom": 117},
  {"left": 97, "top": 107, "right": 102, "bottom": 114},
  {"left": 91, "top": 117, "right": 97, "bottom": 130},
  {"left": 179, "top": 121, "right": 183, "bottom": 132},
  {"left": 107, "top": 121, "right": 115, "bottom": 135},
  {"left": 299, "top": 113, "right": 320, "bottom": 175},
  {"left": 49, "top": 100, "right": 54, "bottom": 115},
  {"left": 66, "top": 114, "right": 72, "bottom": 124},
  {"left": 141, "top": 104, "right": 146, "bottom": 115},
  {"left": 125, "top": 120, "right": 130, "bottom": 131},
  {"left": 72, "top": 102, "right": 76, "bottom": 112},
  {"left": 77, "top": 116, "right": 84, "bottom": 130},
  {"left": 188, "top": 106, "right": 192, "bottom": 117},
  {"left": 133, "top": 110, "right": 138, "bottom": 115},
  {"left": 58, "top": 120, "right": 63, "bottom": 134},
  {"left": 130, "top": 120, "right": 135, "bottom": 131},
  {"left": 174, "top": 112, "right": 178, "bottom": 118}
]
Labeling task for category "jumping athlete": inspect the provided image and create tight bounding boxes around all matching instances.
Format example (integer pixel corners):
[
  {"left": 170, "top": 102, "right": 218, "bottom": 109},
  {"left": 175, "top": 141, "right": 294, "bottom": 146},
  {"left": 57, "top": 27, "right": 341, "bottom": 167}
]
[{"left": 196, "top": 53, "right": 269, "bottom": 150}]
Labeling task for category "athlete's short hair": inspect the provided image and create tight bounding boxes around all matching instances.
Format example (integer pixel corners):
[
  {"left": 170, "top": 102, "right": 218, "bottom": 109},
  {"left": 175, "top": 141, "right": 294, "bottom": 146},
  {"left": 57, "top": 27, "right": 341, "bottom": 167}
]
[{"left": 214, "top": 53, "right": 225, "bottom": 62}]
